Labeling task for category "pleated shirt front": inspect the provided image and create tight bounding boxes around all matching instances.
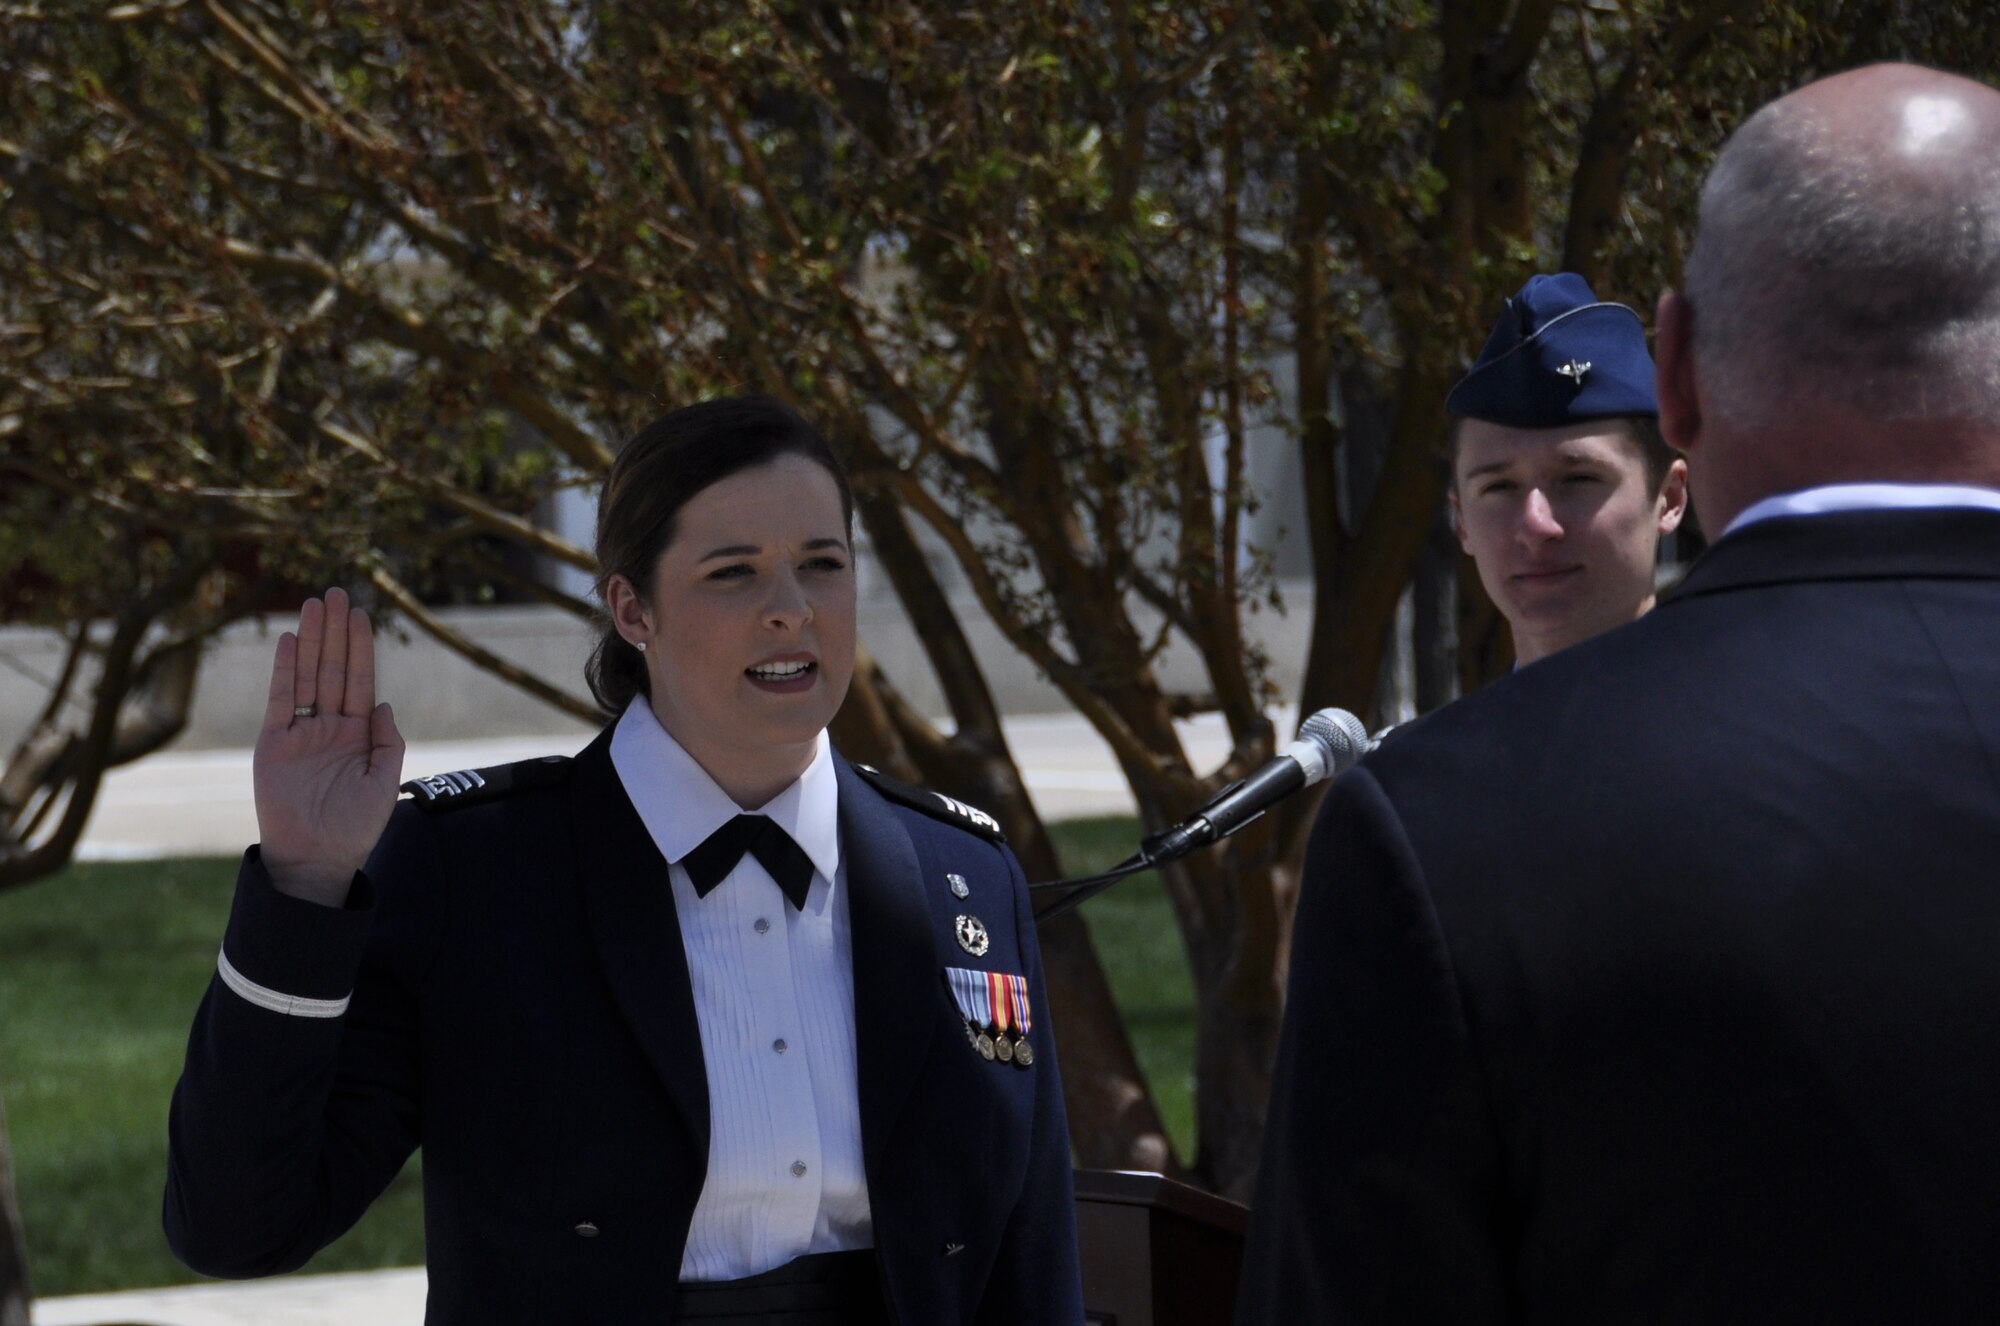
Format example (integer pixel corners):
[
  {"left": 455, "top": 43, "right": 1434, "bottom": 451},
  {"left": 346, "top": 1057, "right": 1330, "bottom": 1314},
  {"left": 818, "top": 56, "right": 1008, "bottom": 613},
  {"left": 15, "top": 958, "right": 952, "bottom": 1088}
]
[{"left": 609, "top": 697, "right": 871, "bottom": 1281}]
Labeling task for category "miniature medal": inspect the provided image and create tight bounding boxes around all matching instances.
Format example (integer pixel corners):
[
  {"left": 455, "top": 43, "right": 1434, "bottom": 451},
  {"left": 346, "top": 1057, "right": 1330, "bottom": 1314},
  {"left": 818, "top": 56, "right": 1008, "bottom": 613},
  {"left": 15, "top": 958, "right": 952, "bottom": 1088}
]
[
  {"left": 989, "top": 969, "right": 1015, "bottom": 1060},
  {"left": 999, "top": 971, "right": 1035, "bottom": 1067},
  {"left": 948, "top": 966, "right": 997, "bottom": 1061}
]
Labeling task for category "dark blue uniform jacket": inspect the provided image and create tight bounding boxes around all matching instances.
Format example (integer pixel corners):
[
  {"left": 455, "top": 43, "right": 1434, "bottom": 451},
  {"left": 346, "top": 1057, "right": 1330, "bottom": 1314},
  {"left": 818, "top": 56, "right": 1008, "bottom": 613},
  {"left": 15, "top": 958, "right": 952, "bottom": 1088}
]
[
  {"left": 165, "top": 730, "right": 1083, "bottom": 1325},
  {"left": 1240, "top": 508, "right": 2000, "bottom": 1323}
]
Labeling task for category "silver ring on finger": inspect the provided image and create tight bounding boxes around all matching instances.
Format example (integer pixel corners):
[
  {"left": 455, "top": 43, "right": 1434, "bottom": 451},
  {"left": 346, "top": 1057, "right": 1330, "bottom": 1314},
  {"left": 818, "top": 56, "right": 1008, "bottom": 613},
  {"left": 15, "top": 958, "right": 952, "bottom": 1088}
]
[{"left": 293, "top": 704, "right": 318, "bottom": 718}]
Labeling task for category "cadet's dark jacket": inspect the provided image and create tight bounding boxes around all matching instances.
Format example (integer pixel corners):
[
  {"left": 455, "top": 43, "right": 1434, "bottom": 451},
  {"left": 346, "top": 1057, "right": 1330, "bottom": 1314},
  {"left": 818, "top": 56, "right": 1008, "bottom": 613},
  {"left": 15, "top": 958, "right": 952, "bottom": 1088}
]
[
  {"left": 165, "top": 731, "right": 1083, "bottom": 1325},
  {"left": 1239, "top": 508, "right": 2000, "bottom": 1323}
]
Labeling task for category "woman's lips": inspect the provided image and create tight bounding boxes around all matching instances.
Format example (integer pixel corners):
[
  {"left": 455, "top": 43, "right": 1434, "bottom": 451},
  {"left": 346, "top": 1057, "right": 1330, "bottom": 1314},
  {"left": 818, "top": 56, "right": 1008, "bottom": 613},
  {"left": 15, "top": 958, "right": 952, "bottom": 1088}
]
[{"left": 745, "top": 658, "right": 818, "bottom": 693}]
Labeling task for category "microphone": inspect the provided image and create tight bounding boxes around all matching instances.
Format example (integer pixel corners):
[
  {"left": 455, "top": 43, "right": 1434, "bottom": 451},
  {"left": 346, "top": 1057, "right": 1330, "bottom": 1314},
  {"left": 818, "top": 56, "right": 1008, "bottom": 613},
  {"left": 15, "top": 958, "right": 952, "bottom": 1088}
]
[{"left": 1142, "top": 707, "right": 1370, "bottom": 863}]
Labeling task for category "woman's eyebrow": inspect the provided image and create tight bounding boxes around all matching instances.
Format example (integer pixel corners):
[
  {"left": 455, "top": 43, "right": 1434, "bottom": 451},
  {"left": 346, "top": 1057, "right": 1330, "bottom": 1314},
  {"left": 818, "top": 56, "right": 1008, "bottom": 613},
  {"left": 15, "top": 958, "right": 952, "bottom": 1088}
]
[{"left": 698, "top": 536, "right": 849, "bottom": 562}]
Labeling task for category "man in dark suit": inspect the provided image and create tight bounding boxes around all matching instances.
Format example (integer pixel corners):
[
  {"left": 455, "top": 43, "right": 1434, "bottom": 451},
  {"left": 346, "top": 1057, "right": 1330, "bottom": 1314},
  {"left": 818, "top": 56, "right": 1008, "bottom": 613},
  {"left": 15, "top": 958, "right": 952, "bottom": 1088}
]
[{"left": 1239, "top": 62, "right": 2000, "bottom": 1323}]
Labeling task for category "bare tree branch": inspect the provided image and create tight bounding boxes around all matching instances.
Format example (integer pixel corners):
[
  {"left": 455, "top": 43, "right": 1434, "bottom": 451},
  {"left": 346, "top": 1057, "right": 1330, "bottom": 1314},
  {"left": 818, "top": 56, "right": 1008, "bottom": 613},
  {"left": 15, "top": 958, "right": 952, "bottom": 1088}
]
[
  {"left": 367, "top": 566, "right": 602, "bottom": 725},
  {"left": 317, "top": 417, "right": 596, "bottom": 573}
]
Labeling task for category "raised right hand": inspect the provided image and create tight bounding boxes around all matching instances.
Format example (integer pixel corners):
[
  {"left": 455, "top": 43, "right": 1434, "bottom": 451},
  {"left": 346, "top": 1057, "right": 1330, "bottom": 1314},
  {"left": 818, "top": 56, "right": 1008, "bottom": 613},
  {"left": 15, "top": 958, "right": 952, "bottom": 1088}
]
[{"left": 253, "top": 587, "right": 406, "bottom": 906}]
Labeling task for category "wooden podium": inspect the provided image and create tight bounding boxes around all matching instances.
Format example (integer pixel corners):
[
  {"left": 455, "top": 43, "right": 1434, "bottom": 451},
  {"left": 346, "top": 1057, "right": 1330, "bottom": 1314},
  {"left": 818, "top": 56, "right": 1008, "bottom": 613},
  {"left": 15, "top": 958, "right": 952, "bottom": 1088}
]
[{"left": 1074, "top": 1169, "right": 1249, "bottom": 1326}]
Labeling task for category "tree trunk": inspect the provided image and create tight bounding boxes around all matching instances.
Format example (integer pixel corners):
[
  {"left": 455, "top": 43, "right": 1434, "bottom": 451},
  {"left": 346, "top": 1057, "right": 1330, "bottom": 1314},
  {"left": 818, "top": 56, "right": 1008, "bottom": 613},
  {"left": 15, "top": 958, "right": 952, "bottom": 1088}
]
[
  {"left": 1414, "top": 503, "right": 1462, "bottom": 715},
  {"left": 1369, "top": 584, "right": 1415, "bottom": 733},
  {"left": 0, "top": 1085, "right": 30, "bottom": 1326},
  {"left": 1036, "top": 914, "right": 1178, "bottom": 1173},
  {"left": 1193, "top": 984, "right": 1285, "bottom": 1203}
]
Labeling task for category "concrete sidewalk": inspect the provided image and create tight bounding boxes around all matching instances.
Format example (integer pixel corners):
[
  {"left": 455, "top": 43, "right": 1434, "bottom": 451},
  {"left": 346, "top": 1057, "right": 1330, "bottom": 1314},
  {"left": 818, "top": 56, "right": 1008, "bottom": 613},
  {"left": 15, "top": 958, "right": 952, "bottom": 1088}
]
[
  {"left": 75, "top": 709, "right": 1293, "bottom": 861},
  {"left": 34, "top": 1268, "right": 428, "bottom": 1326}
]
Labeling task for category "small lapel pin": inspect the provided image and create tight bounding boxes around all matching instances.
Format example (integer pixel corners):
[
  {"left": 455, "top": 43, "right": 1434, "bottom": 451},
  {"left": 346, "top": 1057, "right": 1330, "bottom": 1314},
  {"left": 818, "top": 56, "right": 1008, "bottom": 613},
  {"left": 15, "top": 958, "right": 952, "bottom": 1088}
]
[
  {"left": 946, "top": 872, "right": 969, "bottom": 899},
  {"left": 955, "top": 914, "right": 990, "bottom": 957}
]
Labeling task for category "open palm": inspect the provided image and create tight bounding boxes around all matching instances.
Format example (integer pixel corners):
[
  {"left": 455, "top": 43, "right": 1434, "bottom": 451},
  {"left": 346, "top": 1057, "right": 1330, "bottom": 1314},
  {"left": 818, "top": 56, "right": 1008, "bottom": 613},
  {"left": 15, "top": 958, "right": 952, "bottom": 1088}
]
[{"left": 253, "top": 587, "right": 405, "bottom": 901}]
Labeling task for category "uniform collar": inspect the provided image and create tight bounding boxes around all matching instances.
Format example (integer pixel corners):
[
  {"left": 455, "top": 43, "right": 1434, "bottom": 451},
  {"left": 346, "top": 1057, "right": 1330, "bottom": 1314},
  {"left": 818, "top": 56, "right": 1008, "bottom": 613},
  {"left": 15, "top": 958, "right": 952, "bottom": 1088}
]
[
  {"left": 1723, "top": 482, "right": 2000, "bottom": 537},
  {"left": 1670, "top": 504, "right": 2000, "bottom": 603},
  {"left": 608, "top": 697, "right": 841, "bottom": 885}
]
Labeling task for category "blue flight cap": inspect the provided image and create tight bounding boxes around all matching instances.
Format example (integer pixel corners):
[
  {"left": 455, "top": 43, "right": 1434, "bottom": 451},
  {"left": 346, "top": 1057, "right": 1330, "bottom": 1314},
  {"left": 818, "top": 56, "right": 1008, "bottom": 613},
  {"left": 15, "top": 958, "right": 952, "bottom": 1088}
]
[{"left": 1444, "top": 273, "right": 1657, "bottom": 427}]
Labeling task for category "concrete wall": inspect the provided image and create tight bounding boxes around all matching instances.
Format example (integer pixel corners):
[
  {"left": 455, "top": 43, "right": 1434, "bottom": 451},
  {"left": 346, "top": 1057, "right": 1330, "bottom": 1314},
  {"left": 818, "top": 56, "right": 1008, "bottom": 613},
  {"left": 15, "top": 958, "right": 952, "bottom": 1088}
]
[{"left": 0, "top": 581, "right": 1318, "bottom": 753}]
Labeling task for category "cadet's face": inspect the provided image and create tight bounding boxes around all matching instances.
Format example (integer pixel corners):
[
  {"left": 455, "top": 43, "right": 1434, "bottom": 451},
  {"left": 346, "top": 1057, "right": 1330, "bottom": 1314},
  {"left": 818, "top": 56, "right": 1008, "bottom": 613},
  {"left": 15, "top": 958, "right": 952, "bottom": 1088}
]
[
  {"left": 619, "top": 454, "right": 856, "bottom": 802},
  {"left": 1451, "top": 420, "right": 1687, "bottom": 666}
]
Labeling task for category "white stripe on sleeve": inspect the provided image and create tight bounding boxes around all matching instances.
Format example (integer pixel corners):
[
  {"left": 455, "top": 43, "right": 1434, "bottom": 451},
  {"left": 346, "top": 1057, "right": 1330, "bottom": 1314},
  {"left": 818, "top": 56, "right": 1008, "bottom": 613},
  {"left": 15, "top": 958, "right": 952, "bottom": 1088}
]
[{"left": 215, "top": 947, "right": 352, "bottom": 1019}]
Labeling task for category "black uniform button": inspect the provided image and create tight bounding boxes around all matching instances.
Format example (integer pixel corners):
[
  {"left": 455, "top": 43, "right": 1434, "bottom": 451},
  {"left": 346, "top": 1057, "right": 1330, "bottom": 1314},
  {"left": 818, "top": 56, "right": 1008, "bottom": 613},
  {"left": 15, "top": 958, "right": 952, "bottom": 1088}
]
[{"left": 575, "top": 1221, "right": 600, "bottom": 1238}]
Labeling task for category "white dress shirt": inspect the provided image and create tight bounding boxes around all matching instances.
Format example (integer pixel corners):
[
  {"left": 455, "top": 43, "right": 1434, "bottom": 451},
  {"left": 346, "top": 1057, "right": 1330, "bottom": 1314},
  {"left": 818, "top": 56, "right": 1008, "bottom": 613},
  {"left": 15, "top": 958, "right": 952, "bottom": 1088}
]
[
  {"left": 1723, "top": 482, "right": 2000, "bottom": 536},
  {"left": 609, "top": 698, "right": 872, "bottom": 1281}
]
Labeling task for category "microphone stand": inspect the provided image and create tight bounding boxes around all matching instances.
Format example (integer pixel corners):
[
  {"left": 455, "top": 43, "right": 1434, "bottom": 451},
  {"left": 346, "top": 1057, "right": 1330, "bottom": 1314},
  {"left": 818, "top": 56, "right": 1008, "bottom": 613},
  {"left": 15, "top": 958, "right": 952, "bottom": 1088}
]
[
  {"left": 1029, "top": 779, "right": 1257, "bottom": 923},
  {"left": 1027, "top": 709, "right": 1386, "bottom": 924},
  {"left": 1028, "top": 851, "right": 1157, "bottom": 924}
]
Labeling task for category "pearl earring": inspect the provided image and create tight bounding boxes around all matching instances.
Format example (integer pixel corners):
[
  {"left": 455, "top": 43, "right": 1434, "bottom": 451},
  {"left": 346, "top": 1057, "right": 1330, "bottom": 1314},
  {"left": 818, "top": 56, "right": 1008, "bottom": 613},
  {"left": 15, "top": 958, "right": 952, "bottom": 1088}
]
[{"left": 635, "top": 640, "right": 647, "bottom": 653}]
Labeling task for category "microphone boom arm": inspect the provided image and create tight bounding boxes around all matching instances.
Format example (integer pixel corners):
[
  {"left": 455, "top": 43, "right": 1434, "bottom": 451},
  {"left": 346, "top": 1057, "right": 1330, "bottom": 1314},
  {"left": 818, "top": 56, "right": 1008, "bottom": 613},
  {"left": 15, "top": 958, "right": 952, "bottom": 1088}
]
[{"left": 1029, "top": 707, "right": 1372, "bottom": 924}]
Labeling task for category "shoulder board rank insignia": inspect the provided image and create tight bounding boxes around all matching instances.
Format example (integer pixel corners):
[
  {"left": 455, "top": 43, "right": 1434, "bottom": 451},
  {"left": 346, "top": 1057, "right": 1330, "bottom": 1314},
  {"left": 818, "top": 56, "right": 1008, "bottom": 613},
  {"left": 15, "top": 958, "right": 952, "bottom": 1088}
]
[
  {"left": 851, "top": 763, "right": 1006, "bottom": 843},
  {"left": 401, "top": 755, "right": 573, "bottom": 812}
]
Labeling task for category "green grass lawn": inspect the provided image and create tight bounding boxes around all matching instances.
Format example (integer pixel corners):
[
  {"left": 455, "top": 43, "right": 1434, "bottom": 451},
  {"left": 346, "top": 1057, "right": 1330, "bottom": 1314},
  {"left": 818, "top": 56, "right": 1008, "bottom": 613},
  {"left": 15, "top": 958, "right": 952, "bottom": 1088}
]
[
  {"left": 0, "top": 816, "right": 1191, "bottom": 1296},
  {"left": 1044, "top": 817, "right": 1200, "bottom": 1159},
  {"left": 0, "top": 857, "right": 427, "bottom": 1297}
]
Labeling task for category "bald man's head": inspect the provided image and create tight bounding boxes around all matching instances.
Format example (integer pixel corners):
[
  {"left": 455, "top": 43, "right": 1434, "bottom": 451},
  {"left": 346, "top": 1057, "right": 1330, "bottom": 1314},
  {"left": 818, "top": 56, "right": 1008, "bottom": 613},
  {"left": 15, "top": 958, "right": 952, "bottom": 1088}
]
[{"left": 1684, "top": 64, "right": 2000, "bottom": 430}]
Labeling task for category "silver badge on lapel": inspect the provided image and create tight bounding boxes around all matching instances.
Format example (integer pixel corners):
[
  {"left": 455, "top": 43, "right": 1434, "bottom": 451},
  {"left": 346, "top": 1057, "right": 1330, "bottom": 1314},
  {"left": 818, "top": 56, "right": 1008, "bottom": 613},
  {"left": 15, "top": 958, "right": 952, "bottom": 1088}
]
[
  {"left": 946, "top": 873, "right": 970, "bottom": 899},
  {"left": 955, "top": 914, "right": 990, "bottom": 957}
]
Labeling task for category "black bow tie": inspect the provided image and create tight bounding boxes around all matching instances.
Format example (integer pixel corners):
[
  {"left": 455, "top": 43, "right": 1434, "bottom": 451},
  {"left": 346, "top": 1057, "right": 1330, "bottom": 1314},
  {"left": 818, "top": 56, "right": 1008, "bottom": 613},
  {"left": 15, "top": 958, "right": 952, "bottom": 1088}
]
[{"left": 680, "top": 814, "right": 816, "bottom": 910}]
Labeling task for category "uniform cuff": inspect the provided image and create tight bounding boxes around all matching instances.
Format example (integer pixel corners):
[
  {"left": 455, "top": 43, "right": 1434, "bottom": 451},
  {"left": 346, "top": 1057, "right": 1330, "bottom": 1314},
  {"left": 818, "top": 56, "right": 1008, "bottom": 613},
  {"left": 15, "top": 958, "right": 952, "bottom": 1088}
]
[{"left": 217, "top": 847, "right": 377, "bottom": 1017}]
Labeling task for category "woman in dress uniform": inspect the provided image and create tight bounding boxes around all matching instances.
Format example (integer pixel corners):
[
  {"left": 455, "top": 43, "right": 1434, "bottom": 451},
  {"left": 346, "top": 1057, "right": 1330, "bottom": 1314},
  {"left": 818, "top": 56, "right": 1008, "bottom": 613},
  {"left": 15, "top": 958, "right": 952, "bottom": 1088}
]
[{"left": 164, "top": 396, "right": 1084, "bottom": 1325}]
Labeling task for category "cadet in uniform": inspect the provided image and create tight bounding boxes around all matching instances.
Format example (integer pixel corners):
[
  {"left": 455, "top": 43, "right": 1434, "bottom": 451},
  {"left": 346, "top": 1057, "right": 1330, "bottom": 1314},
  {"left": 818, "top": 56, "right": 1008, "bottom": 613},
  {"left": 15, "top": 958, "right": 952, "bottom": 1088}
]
[
  {"left": 164, "top": 396, "right": 1083, "bottom": 1324},
  {"left": 1446, "top": 272, "right": 1689, "bottom": 666}
]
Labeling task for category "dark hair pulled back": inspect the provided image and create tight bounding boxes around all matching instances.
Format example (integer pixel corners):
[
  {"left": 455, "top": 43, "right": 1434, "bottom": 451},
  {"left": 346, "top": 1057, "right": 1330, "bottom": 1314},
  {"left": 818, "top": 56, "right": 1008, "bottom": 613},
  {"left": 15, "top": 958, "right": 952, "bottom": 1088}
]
[{"left": 586, "top": 395, "right": 855, "bottom": 715}]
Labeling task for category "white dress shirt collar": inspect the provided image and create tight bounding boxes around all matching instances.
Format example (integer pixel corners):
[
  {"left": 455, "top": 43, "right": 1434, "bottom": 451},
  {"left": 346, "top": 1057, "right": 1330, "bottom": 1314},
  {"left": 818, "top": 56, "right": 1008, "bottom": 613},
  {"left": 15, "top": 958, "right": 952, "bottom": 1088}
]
[
  {"left": 609, "top": 696, "right": 841, "bottom": 886},
  {"left": 1723, "top": 482, "right": 2000, "bottom": 538}
]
